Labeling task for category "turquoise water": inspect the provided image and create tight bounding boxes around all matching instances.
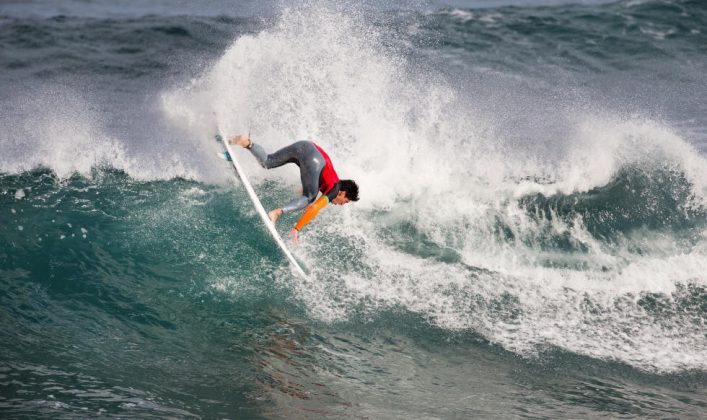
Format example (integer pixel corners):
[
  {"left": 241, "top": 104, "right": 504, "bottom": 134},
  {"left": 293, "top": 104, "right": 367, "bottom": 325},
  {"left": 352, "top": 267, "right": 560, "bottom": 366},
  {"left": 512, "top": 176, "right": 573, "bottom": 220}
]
[{"left": 1, "top": 0, "right": 706, "bottom": 417}]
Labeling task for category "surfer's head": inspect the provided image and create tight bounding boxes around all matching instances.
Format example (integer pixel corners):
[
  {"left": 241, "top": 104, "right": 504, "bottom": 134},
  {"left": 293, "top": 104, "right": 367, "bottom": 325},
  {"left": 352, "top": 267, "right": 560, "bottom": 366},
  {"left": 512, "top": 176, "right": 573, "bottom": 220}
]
[{"left": 332, "top": 179, "right": 359, "bottom": 205}]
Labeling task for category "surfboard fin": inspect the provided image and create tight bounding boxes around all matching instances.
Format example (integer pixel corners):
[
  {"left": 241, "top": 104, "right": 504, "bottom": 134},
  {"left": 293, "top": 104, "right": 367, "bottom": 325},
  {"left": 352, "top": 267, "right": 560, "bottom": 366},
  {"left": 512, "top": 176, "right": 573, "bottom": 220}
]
[{"left": 216, "top": 151, "right": 232, "bottom": 162}]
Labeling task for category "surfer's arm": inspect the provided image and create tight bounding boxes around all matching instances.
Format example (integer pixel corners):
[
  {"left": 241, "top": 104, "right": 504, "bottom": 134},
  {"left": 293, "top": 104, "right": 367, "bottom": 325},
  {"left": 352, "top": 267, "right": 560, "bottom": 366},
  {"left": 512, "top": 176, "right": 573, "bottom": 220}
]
[{"left": 294, "top": 195, "right": 329, "bottom": 231}]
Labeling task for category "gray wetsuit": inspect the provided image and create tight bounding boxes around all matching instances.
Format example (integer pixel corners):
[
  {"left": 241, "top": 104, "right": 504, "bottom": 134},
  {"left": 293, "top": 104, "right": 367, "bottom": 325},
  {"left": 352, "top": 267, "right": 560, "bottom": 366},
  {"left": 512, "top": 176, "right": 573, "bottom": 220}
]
[{"left": 249, "top": 141, "right": 339, "bottom": 213}]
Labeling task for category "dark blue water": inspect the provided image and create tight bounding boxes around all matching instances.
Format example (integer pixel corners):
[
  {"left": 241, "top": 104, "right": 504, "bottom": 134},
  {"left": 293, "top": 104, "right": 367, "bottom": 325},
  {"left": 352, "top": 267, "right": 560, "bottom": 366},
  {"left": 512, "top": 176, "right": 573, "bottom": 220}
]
[{"left": 1, "top": 0, "right": 706, "bottom": 417}]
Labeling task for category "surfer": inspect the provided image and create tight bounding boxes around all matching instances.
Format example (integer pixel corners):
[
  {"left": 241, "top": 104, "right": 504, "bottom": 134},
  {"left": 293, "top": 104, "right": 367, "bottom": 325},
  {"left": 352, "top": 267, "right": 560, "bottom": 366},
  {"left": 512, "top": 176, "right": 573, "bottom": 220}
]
[{"left": 227, "top": 135, "right": 359, "bottom": 243}]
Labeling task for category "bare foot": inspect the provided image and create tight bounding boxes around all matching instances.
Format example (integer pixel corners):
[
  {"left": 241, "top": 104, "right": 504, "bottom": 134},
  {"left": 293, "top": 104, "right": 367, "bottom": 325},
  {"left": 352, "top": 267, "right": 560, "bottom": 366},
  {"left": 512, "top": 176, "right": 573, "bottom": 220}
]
[
  {"left": 228, "top": 134, "right": 251, "bottom": 148},
  {"left": 268, "top": 208, "right": 283, "bottom": 224}
]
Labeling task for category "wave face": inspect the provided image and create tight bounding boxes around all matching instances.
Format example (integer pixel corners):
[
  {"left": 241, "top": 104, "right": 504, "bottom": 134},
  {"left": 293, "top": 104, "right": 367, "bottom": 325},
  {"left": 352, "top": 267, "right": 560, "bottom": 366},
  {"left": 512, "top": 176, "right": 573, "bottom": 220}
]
[{"left": 2, "top": 0, "right": 707, "bottom": 417}]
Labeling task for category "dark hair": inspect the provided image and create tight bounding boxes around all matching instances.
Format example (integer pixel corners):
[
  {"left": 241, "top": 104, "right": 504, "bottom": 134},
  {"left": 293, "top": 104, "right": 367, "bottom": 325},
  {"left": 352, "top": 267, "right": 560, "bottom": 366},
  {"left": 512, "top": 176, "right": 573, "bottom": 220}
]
[{"left": 339, "top": 179, "right": 359, "bottom": 201}]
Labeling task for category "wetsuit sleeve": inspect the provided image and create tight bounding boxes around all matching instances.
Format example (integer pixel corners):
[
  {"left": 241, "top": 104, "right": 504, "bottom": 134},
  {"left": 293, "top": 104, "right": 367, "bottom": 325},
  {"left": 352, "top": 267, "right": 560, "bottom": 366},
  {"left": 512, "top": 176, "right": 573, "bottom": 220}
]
[{"left": 294, "top": 195, "right": 329, "bottom": 231}]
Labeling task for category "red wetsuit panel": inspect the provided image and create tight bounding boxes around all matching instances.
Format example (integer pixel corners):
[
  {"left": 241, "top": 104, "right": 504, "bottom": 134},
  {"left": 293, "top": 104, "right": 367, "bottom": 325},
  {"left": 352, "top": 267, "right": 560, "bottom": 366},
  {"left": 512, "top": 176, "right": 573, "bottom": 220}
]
[{"left": 313, "top": 143, "right": 339, "bottom": 194}]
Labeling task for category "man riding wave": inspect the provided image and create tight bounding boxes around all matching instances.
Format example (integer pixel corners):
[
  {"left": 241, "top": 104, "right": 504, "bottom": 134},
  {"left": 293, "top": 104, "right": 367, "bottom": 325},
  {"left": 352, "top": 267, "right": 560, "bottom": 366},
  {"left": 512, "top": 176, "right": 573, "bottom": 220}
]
[{"left": 227, "top": 134, "right": 359, "bottom": 243}]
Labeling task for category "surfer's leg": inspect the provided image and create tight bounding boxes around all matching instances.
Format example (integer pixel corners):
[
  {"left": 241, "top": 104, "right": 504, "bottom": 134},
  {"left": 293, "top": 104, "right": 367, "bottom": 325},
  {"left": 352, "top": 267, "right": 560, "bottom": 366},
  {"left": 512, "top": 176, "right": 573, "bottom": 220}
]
[
  {"left": 247, "top": 142, "right": 270, "bottom": 167},
  {"left": 299, "top": 151, "right": 325, "bottom": 202},
  {"left": 280, "top": 196, "right": 310, "bottom": 214},
  {"left": 249, "top": 141, "right": 310, "bottom": 169},
  {"left": 280, "top": 144, "right": 325, "bottom": 214},
  {"left": 280, "top": 164, "right": 323, "bottom": 213},
  {"left": 280, "top": 175, "right": 321, "bottom": 214}
]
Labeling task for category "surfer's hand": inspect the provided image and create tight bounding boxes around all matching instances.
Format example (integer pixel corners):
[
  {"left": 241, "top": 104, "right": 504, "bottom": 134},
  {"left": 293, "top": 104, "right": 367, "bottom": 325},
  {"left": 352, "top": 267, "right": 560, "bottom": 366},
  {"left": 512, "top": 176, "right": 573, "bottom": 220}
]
[{"left": 290, "top": 228, "right": 299, "bottom": 246}]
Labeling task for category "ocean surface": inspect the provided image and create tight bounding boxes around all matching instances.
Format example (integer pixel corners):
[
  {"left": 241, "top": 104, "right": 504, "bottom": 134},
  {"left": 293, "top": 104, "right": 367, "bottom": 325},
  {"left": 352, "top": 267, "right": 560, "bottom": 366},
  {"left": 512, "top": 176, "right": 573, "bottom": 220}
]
[{"left": 1, "top": 0, "right": 706, "bottom": 418}]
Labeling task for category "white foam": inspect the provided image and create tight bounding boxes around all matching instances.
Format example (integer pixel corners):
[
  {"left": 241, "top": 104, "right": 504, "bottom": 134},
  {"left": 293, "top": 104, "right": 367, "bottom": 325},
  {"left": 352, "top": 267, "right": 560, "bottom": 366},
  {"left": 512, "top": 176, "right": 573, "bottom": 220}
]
[
  {"left": 0, "top": 85, "right": 209, "bottom": 181},
  {"left": 1, "top": 88, "right": 128, "bottom": 178},
  {"left": 446, "top": 9, "right": 474, "bottom": 22},
  {"left": 170, "top": 2, "right": 707, "bottom": 373}
]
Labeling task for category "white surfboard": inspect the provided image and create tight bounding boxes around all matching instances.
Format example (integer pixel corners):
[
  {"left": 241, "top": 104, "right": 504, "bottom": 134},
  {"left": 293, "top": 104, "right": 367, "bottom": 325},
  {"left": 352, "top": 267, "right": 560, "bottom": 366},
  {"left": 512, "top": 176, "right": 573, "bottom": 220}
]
[{"left": 215, "top": 132, "right": 309, "bottom": 279}]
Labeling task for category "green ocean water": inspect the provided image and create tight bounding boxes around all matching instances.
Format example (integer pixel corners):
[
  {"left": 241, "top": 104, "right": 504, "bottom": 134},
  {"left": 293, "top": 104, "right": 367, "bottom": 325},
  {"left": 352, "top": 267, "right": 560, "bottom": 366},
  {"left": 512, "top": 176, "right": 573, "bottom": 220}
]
[{"left": 2, "top": 165, "right": 705, "bottom": 417}]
